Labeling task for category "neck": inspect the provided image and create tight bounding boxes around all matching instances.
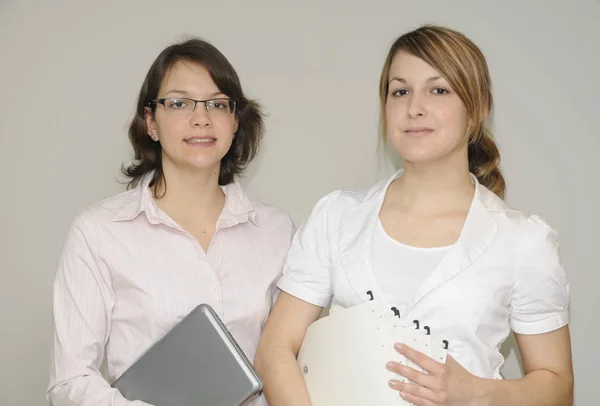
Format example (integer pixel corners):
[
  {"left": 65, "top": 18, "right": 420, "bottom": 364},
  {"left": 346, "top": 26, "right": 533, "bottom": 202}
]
[
  {"left": 391, "top": 151, "right": 474, "bottom": 212},
  {"left": 154, "top": 161, "right": 225, "bottom": 220}
]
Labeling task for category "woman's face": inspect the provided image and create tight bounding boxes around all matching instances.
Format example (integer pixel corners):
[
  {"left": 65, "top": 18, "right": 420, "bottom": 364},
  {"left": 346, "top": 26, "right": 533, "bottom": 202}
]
[
  {"left": 146, "top": 60, "right": 238, "bottom": 175},
  {"left": 385, "top": 51, "right": 470, "bottom": 166}
]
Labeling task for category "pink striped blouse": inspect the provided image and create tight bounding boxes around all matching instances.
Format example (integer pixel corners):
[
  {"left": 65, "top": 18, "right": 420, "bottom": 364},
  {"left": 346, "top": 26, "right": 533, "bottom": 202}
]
[{"left": 47, "top": 175, "right": 295, "bottom": 406}]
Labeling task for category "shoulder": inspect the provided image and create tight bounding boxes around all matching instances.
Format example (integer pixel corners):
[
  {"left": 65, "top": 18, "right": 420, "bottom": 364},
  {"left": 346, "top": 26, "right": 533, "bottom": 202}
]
[
  {"left": 505, "top": 211, "right": 560, "bottom": 254},
  {"left": 503, "top": 210, "right": 558, "bottom": 238},
  {"left": 69, "top": 189, "right": 138, "bottom": 236},
  {"left": 56, "top": 190, "right": 137, "bottom": 269},
  {"left": 478, "top": 184, "right": 558, "bottom": 243},
  {"left": 491, "top": 206, "right": 560, "bottom": 262},
  {"left": 493, "top": 206, "right": 558, "bottom": 244},
  {"left": 251, "top": 199, "right": 295, "bottom": 233},
  {"left": 310, "top": 178, "right": 388, "bottom": 218}
]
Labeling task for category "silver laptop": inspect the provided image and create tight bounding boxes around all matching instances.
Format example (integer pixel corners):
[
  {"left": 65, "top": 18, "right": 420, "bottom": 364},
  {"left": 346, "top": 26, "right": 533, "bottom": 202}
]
[{"left": 111, "top": 304, "right": 263, "bottom": 406}]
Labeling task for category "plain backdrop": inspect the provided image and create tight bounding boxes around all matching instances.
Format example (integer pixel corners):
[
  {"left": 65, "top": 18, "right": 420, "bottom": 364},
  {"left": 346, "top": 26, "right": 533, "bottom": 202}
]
[{"left": 0, "top": 1, "right": 598, "bottom": 405}]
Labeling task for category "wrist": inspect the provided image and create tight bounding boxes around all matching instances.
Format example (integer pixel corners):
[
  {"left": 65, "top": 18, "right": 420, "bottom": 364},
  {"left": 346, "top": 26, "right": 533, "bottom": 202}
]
[{"left": 471, "top": 376, "right": 493, "bottom": 406}]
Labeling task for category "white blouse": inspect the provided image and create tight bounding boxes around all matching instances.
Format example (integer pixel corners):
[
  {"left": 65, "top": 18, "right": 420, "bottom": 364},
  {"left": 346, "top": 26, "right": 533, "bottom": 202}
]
[{"left": 278, "top": 170, "right": 569, "bottom": 379}]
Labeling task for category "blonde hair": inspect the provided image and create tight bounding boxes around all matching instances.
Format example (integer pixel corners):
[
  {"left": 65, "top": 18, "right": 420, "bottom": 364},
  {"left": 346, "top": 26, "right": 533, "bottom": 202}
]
[{"left": 378, "top": 25, "right": 506, "bottom": 198}]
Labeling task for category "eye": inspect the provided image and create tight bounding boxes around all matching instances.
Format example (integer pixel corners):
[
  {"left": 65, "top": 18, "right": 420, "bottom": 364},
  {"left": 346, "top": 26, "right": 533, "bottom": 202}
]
[
  {"left": 432, "top": 88, "right": 449, "bottom": 95},
  {"left": 391, "top": 89, "right": 408, "bottom": 97},
  {"left": 211, "top": 100, "right": 227, "bottom": 109},
  {"left": 167, "top": 99, "right": 191, "bottom": 109}
]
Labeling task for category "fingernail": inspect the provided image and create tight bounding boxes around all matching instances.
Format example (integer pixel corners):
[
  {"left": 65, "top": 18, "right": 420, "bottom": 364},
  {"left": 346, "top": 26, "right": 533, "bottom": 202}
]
[
  {"left": 395, "top": 343, "right": 403, "bottom": 350},
  {"left": 386, "top": 361, "right": 395, "bottom": 370},
  {"left": 399, "top": 391, "right": 407, "bottom": 398},
  {"left": 388, "top": 380, "right": 397, "bottom": 388}
]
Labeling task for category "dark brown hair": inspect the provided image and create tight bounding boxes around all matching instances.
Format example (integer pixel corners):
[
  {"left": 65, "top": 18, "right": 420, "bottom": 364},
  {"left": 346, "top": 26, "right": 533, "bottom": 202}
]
[
  {"left": 122, "top": 38, "right": 264, "bottom": 196},
  {"left": 379, "top": 25, "right": 506, "bottom": 198}
]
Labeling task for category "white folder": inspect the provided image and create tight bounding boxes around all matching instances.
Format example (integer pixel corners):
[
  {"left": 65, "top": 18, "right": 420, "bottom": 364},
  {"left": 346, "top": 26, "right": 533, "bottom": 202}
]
[{"left": 297, "top": 300, "right": 448, "bottom": 406}]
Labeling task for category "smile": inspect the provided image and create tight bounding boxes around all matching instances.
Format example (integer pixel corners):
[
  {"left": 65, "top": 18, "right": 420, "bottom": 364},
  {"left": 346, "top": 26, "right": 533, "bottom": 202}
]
[{"left": 184, "top": 137, "right": 216, "bottom": 144}]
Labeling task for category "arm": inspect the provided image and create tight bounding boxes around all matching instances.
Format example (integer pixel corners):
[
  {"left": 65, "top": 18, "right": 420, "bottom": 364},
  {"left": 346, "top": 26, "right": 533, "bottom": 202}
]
[
  {"left": 48, "top": 221, "right": 152, "bottom": 406},
  {"left": 255, "top": 292, "right": 323, "bottom": 406},
  {"left": 256, "top": 192, "right": 339, "bottom": 405},
  {"left": 484, "top": 216, "right": 573, "bottom": 405},
  {"left": 479, "top": 326, "right": 573, "bottom": 405}
]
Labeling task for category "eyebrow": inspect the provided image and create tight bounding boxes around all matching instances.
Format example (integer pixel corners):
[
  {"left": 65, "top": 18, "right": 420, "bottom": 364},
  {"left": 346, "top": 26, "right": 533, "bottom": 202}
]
[
  {"left": 388, "top": 76, "right": 443, "bottom": 85},
  {"left": 163, "top": 90, "right": 227, "bottom": 98}
]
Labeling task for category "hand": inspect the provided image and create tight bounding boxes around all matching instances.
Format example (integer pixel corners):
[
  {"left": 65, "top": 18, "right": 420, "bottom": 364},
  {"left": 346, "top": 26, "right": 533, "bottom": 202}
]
[{"left": 386, "top": 343, "right": 487, "bottom": 406}]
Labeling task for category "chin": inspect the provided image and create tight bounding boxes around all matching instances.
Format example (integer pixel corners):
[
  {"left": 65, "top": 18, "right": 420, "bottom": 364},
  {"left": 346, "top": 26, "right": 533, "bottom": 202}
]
[
  {"left": 187, "top": 160, "right": 222, "bottom": 171},
  {"left": 394, "top": 140, "right": 465, "bottom": 166},
  {"left": 185, "top": 150, "right": 227, "bottom": 166},
  {"left": 172, "top": 155, "right": 221, "bottom": 172},
  {"left": 395, "top": 147, "right": 442, "bottom": 164}
]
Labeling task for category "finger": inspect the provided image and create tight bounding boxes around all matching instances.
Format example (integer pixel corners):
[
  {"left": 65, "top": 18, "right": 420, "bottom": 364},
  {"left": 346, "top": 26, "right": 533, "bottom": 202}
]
[
  {"left": 399, "top": 391, "right": 437, "bottom": 406},
  {"left": 390, "top": 379, "right": 436, "bottom": 406},
  {"left": 387, "top": 362, "right": 437, "bottom": 389},
  {"left": 395, "top": 343, "right": 446, "bottom": 375},
  {"left": 388, "top": 379, "right": 437, "bottom": 404}
]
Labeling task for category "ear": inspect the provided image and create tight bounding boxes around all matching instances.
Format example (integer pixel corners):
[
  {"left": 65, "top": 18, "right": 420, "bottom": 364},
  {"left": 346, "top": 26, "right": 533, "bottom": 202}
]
[
  {"left": 482, "top": 106, "right": 490, "bottom": 121},
  {"left": 144, "top": 106, "right": 159, "bottom": 141},
  {"left": 465, "top": 113, "right": 474, "bottom": 133},
  {"left": 233, "top": 115, "right": 239, "bottom": 134},
  {"left": 465, "top": 114, "right": 475, "bottom": 144}
]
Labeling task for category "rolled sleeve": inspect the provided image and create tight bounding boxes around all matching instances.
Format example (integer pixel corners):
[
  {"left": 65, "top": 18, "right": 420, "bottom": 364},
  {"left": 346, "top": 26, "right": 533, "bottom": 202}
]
[
  {"left": 510, "top": 215, "right": 570, "bottom": 335},
  {"left": 277, "top": 192, "right": 340, "bottom": 308}
]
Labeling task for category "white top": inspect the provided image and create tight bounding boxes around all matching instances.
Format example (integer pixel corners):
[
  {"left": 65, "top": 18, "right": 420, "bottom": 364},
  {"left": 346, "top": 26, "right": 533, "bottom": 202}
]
[
  {"left": 277, "top": 169, "right": 570, "bottom": 379},
  {"left": 372, "top": 218, "right": 452, "bottom": 316},
  {"left": 48, "top": 174, "right": 295, "bottom": 406}
]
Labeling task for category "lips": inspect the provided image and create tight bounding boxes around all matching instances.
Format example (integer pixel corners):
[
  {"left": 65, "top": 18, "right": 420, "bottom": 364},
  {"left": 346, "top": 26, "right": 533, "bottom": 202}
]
[
  {"left": 184, "top": 136, "right": 216, "bottom": 145},
  {"left": 404, "top": 127, "right": 434, "bottom": 136}
]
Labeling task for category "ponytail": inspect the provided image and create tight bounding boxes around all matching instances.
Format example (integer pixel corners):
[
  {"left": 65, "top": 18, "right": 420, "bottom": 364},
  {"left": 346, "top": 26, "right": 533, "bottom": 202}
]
[{"left": 468, "top": 127, "right": 506, "bottom": 198}]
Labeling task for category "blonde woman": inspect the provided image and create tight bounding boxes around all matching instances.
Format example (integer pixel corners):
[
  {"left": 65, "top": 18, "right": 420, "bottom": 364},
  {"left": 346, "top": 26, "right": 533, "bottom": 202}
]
[{"left": 255, "top": 25, "right": 573, "bottom": 406}]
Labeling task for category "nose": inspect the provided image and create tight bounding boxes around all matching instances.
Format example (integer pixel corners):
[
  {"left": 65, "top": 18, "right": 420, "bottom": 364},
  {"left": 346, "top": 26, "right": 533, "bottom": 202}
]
[
  {"left": 190, "top": 103, "right": 211, "bottom": 128},
  {"left": 407, "top": 93, "right": 426, "bottom": 119}
]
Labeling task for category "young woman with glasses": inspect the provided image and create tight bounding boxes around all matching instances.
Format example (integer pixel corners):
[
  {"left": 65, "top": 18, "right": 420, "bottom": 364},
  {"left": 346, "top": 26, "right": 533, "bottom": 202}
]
[{"left": 48, "top": 38, "right": 294, "bottom": 406}]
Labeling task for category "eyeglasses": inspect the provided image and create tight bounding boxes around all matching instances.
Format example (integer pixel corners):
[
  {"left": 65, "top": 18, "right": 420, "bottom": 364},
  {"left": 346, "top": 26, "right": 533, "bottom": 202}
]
[{"left": 149, "top": 97, "right": 237, "bottom": 116}]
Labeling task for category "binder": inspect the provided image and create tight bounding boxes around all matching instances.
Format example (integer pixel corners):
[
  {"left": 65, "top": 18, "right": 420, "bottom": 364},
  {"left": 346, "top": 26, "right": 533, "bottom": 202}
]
[{"left": 297, "top": 293, "right": 448, "bottom": 406}]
